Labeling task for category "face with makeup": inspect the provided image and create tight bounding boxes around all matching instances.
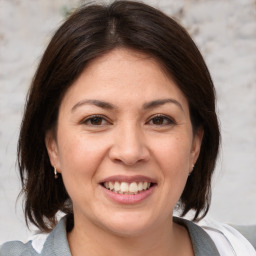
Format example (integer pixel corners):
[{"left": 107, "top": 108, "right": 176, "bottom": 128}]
[{"left": 46, "top": 48, "right": 203, "bottom": 237}]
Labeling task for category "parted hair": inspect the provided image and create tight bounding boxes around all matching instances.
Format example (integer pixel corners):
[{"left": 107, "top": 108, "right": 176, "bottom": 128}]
[{"left": 18, "top": 0, "right": 220, "bottom": 232}]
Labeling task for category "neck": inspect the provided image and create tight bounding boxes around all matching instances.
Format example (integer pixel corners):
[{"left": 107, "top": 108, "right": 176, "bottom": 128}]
[{"left": 67, "top": 215, "right": 193, "bottom": 256}]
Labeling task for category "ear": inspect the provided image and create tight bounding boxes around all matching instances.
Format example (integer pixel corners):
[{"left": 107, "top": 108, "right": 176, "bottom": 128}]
[
  {"left": 190, "top": 127, "right": 204, "bottom": 172},
  {"left": 45, "top": 130, "right": 61, "bottom": 173}
]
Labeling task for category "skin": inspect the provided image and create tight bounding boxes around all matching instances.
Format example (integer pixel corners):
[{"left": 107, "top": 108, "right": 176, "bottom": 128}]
[{"left": 46, "top": 48, "right": 203, "bottom": 256}]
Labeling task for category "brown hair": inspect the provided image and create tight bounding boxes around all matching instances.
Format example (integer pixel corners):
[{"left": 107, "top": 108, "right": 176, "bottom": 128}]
[{"left": 18, "top": 0, "right": 220, "bottom": 232}]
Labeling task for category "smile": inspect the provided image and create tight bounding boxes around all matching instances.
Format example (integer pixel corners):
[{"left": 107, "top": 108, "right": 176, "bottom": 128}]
[{"left": 102, "top": 181, "right": 153, "bottom": 195}]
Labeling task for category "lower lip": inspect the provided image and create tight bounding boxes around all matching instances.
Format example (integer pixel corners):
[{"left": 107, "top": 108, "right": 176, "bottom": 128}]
[{"left": 100, "top": 185, "right": 155, "bottom": 204}]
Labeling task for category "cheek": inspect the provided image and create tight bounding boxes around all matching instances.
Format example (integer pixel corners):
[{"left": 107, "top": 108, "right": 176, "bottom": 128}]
[
  {"left": 56, "top": 130, "right": 108, "bottom": 186},
  {"left": 56, "top": 134, "right": 110, "bottom": 210},
  {"left": 153, "top": 135, "right": 192, "bottom": 198},
  {"left": 153, "top": 134, "right": 192, "bottom": 173}
]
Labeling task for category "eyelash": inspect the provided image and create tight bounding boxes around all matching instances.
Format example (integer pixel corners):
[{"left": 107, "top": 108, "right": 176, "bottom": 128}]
[
  {"left": 81, "top": 114, "right": 176, "bottom": 127},
  {"left": 146, "top": 114, "right": 176, "bottom": 126},
  {"left": 81, "top": 115, "right": 110, "bottom": 126}
]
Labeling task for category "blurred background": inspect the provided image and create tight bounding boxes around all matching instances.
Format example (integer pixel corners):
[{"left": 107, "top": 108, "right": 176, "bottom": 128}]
[{"left": 0, "top": 0, "right": 255, "bottom": 243}]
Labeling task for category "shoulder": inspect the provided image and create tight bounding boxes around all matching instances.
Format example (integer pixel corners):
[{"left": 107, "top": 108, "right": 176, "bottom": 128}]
[
  {"left": 1, "top": 216, "right": 71, "bottom": 256},
  {"left": 0, "top": 240, "right": 36, "bottom": 256},
  {"left": 175, "top": 216, "right": 256, "bottom": 255},
  {"left": 198, "top": 217, "right": 256, "bottom": 256},
  {"left": 174, "top": 217, "right": 221, "bottom": 255}
]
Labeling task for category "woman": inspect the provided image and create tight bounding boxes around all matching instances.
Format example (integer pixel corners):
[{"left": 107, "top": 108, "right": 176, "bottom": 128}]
[{"left": 0, "top": 1, "right": 255, "bottom": 255}]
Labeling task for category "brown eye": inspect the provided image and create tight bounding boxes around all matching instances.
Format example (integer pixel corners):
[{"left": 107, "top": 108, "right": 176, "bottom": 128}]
[
  {"left": 82, "top": 115, "right": 109, "bottom": 126},
  {"left": 90, "top": 116, "right": 103, "bottom": 125},
  {"left": 148, "top": 115, "right": 175, "bottom": 126},
  {"left": 152, "top": 116, "right": 165, "bottom": 125}
]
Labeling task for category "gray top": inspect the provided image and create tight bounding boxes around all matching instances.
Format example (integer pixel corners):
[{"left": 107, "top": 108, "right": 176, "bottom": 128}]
[{"left": 0, "top": 216, "right": 220, "bottom": 256}]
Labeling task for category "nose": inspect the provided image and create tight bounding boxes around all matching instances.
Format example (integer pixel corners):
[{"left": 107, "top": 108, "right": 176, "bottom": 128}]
[{"left": 108, "top": 124, "right": 150, "bottom": 166}]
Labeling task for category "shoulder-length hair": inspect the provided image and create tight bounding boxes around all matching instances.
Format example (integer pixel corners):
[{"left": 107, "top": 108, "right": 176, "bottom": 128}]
[{"left": 18, "top": 0, "right": 220, "bottom": 232}]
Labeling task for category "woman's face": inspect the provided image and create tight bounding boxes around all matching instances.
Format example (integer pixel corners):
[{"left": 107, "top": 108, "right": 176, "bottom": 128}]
[{"left": 46, "top": 48, "right": 202, "bottom": 236}]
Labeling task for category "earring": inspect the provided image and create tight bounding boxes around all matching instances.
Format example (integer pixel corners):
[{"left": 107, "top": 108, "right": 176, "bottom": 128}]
[{"left": 54, "top": 167, "right": 58, "bottom": 179}]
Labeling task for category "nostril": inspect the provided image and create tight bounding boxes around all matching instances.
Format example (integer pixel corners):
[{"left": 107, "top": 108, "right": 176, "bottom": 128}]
[
  {"left": 108, "top": 133, "right": 150, "bottom": 165},
  {"left": 109, "top": 148, "right": 150, "bottom": 166}
]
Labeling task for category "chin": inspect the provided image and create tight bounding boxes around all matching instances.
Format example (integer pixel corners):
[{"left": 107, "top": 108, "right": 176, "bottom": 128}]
[
  {"left": 106, "top": 223, "right": 151, "bottom": 237},
  {"left": 98, "top": 212, "right": 157, "bottom": 237}
]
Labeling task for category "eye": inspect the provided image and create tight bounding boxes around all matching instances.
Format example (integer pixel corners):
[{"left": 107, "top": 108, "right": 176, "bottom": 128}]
[
  {"left": 147, "top": 115, "right": 175, "bottom": 126},
  {"left": 82, "top": 115, "right": 110, "bottom": 126}
]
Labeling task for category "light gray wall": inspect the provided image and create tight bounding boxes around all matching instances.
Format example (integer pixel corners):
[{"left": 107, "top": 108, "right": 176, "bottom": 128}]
[{"left": 0, "top": 0, "right": 255, "bottom": 243}]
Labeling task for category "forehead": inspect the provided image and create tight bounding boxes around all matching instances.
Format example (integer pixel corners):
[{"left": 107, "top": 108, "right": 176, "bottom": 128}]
[{"left": 59, "top": 48, "right": 189, "bottom": 112}]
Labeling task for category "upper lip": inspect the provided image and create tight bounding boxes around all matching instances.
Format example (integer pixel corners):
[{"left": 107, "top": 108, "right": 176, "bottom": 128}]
[{"left": 100, "top": 175, "right": 157, "bottom": 184}]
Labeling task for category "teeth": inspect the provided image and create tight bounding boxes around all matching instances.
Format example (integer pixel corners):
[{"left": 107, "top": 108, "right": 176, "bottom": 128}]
[
  {"left": 114, "top": 182, "right": 120, "bottom": 192},
  {"left": 138, "top": 182, "right": 143, "bottom": 191},
  {"left": 120, "top": 182, "right": 129, "bottom": 193},
  {"left": 143, "top": 181, "right": 148, "bottom": 190},
  {"left": 129, "top": 182, "right": 138, "bottom": 193},
  {"left": 103, "top": 181, "right": 152, "bottom": 194},
  {"left": 109, "top": 181, "right": 114, "bottom": 190},
  {"left": 104, "top": 182, "right": 109, "bottom": 189}
]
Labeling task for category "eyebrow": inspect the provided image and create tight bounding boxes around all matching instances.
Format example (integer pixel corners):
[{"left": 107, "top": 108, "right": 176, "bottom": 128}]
[
  {"left": 143, "top": 99, "right": 184, "bottom": 112},
  {"left": 71, "top": 99, "right": 115, "bottom": 112},
  {"left": 71, "top": 98, "right": 184, "bottom": 112}
]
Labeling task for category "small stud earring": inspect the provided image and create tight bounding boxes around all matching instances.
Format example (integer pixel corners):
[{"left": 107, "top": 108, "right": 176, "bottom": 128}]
[{"left": 54, "top": 167, "right": 58, "bottom": 179}]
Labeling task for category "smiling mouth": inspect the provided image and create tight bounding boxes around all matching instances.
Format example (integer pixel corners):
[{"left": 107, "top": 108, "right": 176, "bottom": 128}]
[{"left": 101, "top": 181, "right": 155, "bottom": 195}]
